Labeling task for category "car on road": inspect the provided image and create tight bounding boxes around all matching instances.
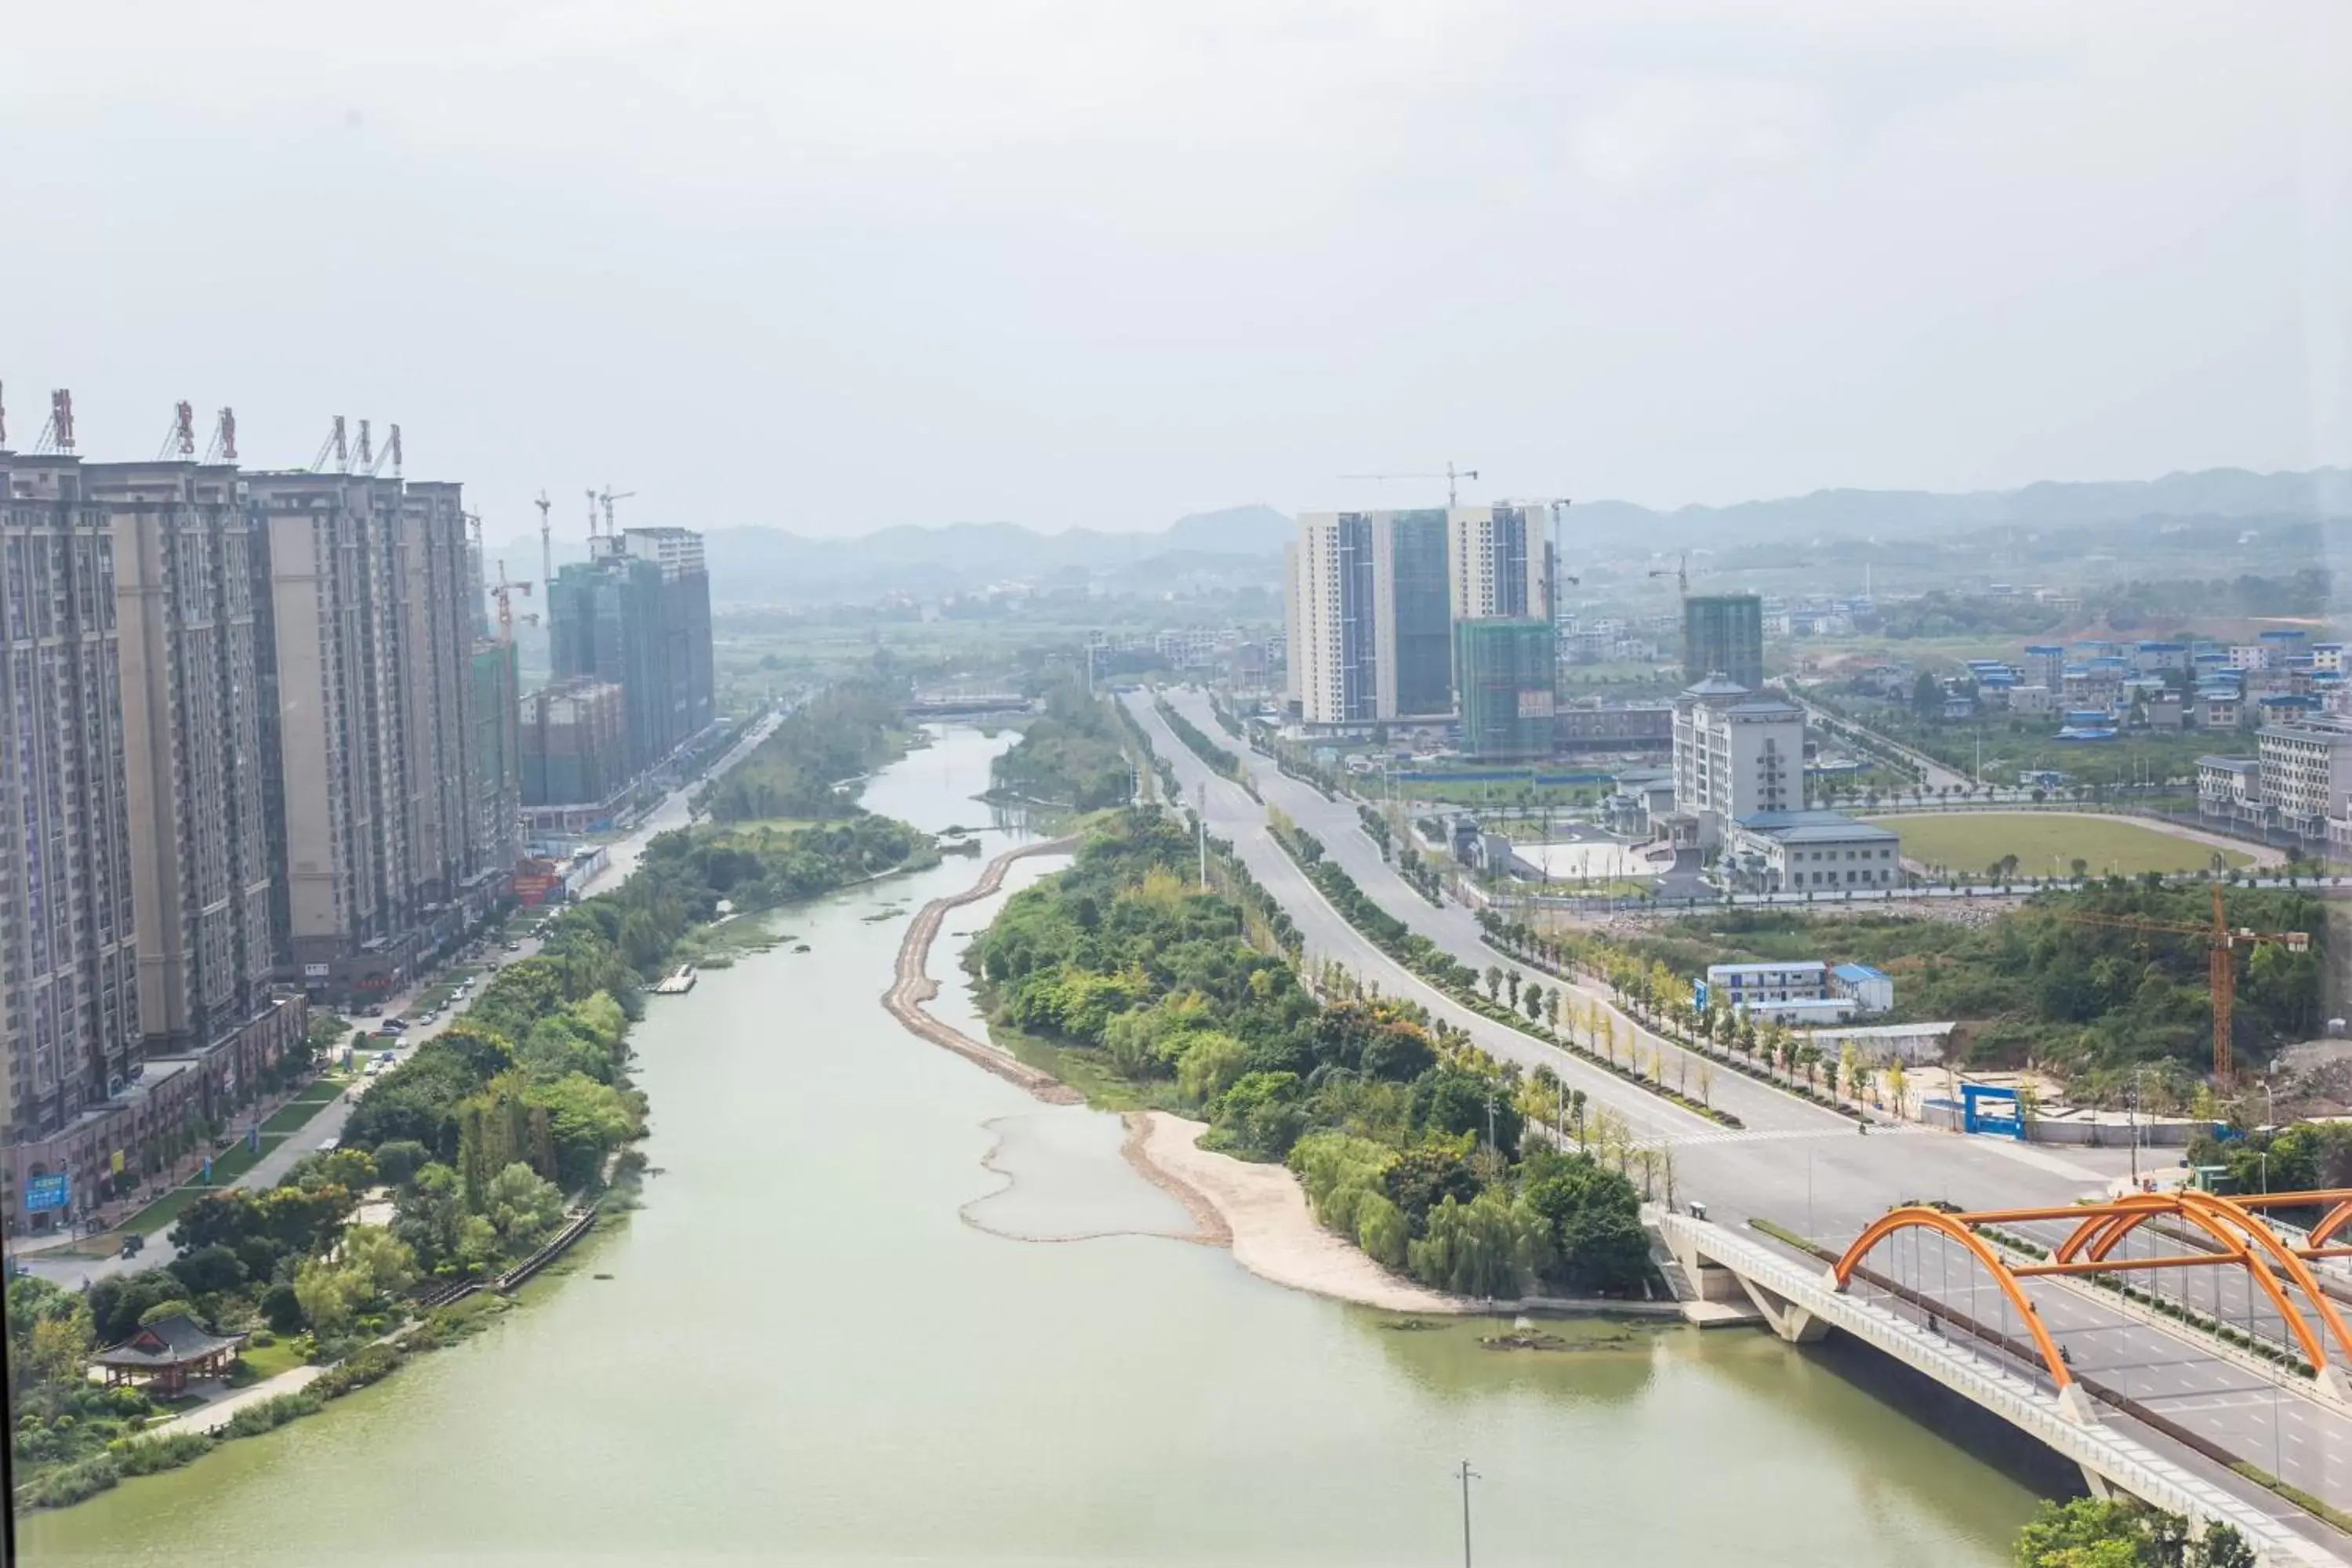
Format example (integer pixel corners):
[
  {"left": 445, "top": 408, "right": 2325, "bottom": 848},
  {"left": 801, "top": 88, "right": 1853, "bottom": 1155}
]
[{"left": 382, "top": 1016, "right": 408, "bottom": 1030}]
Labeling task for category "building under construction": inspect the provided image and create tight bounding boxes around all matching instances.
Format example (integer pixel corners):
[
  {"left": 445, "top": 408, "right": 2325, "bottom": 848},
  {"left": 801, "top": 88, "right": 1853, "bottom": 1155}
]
[
  {"left": 547, "top": 524, "right": 715, "bottom": 777},
  {"left": 1683, "top": 593, "right": 1765, "bottom": 690}
]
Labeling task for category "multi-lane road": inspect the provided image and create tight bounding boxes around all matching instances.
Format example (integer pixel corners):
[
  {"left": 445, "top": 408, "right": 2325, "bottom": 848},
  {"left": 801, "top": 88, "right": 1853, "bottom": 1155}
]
[{"left": 1128, "top": 685, "right": 2352, "bottom": 1543}]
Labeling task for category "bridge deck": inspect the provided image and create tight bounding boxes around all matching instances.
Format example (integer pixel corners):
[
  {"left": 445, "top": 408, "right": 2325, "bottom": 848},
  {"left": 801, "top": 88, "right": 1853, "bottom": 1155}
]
[{"left": 1658, "top": 1211, "right": 2348, "bottom": 1566}]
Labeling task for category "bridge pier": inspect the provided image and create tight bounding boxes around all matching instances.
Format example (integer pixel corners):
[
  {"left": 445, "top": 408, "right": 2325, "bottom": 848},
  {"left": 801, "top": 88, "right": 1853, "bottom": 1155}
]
[{"left": 1739, "top": 1275, "right": 1828, "bottom": 1344}]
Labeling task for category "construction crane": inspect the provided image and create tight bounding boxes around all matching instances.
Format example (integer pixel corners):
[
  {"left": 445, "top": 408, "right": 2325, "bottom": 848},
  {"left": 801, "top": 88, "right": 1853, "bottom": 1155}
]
[
  {"left": 1339, "top": 461, "right": 1479, "bottom": 507},
  {"left": 311, "top": 416, "right": 348, "bottom": 473},
  {"left": 1647, "top": 550, "right": 1690, "bottom": 597},
  {"left": 363, "top": 423, "right": 402, "bottom": 477},
  {"left": 34, "top": 389, "right": 75, "bottom": 454},
  {"left": 534, "top": 491, "right": 554, "bottom": 587},
  {"left": 202, "top": 407, "right": 238, "bottom": 464},
  {"left": 1540, "top": 498, "right": 1580, "bottom": 589},
  {"left": 596, "top": 487, "right": 637, "bottom": 539},
  {"left": 2059, "top": 884, "right": 2310, "bottom": 1084},
  {"left": 486, "top": 561, "right": 535, "bottom": 644},
  {"left": 158, "top": 401, "right": 197, "bottom": 460}
]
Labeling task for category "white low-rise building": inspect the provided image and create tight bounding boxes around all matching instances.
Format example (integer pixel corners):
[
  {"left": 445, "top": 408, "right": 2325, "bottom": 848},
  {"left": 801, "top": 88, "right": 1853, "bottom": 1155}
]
[
  {"left": 1726, "top": 810, "right": 1902, "bottom": 892},
  {"left": 1704, "top": 960, "right": 1828, "bottom": 1007},
  {"left": 1830, "top": 963, "right": 1894, "bottom": 1014}
]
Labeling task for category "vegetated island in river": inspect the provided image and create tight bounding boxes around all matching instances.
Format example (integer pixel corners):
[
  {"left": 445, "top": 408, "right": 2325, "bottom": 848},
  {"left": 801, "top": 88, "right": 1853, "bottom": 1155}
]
[
  {"left": 8, "top": 791, "right": 939, "bottom": 1513},
  {"left": 930, "top": 806, "right": 1664, "bottom": 1316}
]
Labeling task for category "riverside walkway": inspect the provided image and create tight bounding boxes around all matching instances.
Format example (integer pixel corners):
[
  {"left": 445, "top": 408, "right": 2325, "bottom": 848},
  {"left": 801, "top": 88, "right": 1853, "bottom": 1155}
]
[{"left": 883, "top": 837, "right": 1080, "bottom": 1103}]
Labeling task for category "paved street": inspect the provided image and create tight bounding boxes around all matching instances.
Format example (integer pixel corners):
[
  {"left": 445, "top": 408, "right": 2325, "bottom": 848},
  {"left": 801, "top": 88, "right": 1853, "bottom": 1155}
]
[{"left": 1131, "top": 685, "right": 2352, "bottom": 1533}]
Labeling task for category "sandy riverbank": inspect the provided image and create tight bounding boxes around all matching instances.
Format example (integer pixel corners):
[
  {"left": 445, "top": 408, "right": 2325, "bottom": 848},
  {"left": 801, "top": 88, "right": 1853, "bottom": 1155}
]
[{"left": 1125, "top": 1112, "right": 1465, "bottom": 1314}]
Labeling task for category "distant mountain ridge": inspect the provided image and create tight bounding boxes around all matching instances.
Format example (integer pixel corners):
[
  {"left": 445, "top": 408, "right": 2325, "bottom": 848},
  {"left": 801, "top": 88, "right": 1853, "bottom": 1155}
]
[{"left": 488, "top": 469, "right": 2348, "bottom": 604}]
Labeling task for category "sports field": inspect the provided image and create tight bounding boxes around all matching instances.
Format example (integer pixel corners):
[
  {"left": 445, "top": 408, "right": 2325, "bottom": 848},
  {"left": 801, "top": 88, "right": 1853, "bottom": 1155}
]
[{"left": 1860, "top": 812, "right": 2256, "bottom": 878}]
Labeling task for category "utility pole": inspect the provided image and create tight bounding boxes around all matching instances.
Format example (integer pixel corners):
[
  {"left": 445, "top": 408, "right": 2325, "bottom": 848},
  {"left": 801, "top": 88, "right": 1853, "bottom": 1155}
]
[
  {"left": 1456, "top": 1459, "right": 1479, "bottom": 1568},
  {"left": 1196, "top": 784, "right": 1208, "bottom": 890},
  {"left": 2129, "top": 1067, "right": 2143, "bottom": 1187}
]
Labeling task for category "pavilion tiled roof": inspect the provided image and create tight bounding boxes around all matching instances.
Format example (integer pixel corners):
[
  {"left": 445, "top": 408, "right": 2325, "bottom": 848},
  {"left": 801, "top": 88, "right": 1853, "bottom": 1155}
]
[{"left": 90, "top": 1313, "right": 246, "bottom": 1370}]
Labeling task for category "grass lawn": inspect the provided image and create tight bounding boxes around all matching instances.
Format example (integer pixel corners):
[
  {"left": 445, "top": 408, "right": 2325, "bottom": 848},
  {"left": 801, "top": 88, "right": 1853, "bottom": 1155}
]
[
  {"left": 1860, "top": 812, "right": 2255, "bottom": 878},
  {"left": 114, "top": 1134, "right": 292, "bottom": 1236},
  {"left": 260, "top": 1087, "right": 347, "bottom": 1137},
  {"left": 233, "top": 1338, "right": 308, "bottom": 1381}
]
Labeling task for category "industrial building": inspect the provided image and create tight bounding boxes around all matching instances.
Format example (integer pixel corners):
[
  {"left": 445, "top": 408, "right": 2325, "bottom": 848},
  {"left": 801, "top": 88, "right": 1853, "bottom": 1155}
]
[{"left": 1683, "top": 593, "right": 1765, "bottom": 690}]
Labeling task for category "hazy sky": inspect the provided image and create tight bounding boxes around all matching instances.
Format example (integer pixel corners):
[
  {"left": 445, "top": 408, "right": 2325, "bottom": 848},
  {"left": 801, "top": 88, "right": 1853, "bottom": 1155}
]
[{"left": 5, "top": 2, "right": 2347, "bottom": 539}]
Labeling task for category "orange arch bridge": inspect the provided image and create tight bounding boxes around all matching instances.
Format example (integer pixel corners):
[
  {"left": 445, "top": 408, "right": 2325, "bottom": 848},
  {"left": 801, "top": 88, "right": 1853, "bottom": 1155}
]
[{"left": 1831, "top": 1188, "right": 2352, "bottom": 1394}]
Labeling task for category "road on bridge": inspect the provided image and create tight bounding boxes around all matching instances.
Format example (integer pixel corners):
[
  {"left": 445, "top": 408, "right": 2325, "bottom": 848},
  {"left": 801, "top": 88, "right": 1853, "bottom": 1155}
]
[{"left": 1131, "top": 684, "right": 2352, "bottom": 1541}]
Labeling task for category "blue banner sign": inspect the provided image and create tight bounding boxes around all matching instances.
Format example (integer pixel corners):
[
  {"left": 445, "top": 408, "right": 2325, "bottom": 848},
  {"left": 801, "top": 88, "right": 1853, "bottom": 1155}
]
[{"left": 24, "top": 1172, "right": 70, "bottom": 1214}]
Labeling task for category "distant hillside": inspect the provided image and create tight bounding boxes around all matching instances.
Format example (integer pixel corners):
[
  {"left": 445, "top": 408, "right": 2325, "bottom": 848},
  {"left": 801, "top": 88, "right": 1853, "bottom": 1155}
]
[
  {"left": 483, "top": 469, "right": 2350, "bottom": 605},
  {"left": 1573, "top": 466, "right": 2352, "bottom": 546}
]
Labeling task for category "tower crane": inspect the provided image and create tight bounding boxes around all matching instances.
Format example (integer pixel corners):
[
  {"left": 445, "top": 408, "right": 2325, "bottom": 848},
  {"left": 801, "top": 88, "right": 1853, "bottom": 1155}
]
[
  {"left": 1647, "top": 551, "right": 1690, "bottom": 598},
  {"left": 158, "top": 401, "right": 197, "bottom": 460},
  {"left": 363, "top": 423, "right": 403, "bottom": 477},
  {"left": 311, "top": 416, "right": 348, "bottom": 473},
  {"left": 2058, "top": 884, "right": 2310, "bottom": 1084},
  {"left": 535, "top": 491, "right": 554, "bottom": 587},
  {"left": 1339, "top": 461, "right": 1479, "bottom": 507},
  {"left": 596, "top": 487, "right": 637, "bottom": 539},
  {"left": 487, "top": 561, "right": 535, "bottom": 645},
  {"left": 202, "top": 407, "right": 238, "bottom": 464}
]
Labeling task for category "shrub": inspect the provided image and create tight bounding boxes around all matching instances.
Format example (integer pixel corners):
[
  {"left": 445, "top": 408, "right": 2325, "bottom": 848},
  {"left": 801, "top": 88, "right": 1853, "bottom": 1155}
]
[
  {"left": 16, "top": 1453, "right": 120, "bottom": 1510},
  {"left": 111, "top": 1431, "right": 216, "bottom": 1475},
  {"left": 217, "top": 1389, "right": 324, "bottom": 1439},
  {"left": 314, "top": 1342, "right": 404, "bottom": 1399}
]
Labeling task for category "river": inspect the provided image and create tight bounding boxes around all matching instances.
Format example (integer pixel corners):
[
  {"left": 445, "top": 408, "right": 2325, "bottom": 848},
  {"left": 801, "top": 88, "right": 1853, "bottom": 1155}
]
[{"left": 26, "top": 725, "right": 2045, "bottom": 1566}]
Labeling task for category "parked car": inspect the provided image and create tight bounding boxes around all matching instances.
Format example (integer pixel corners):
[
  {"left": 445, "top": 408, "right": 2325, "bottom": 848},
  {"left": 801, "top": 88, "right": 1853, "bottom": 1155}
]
[{"left": 381, "top": 1016, "right": 408, "bottom": 1030}]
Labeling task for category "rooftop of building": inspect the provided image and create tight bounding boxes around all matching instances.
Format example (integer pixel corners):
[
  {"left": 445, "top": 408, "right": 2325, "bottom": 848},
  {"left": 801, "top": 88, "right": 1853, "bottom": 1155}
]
[
  {"left": 2198, "top": 755, "right": 2260, "bottom": 772},
  {"left": 1681, "top": 674, "right": 1751, "bottom": 699},
  {"left": 1733, "top": 809, "right": 1900, "bottom": 843},
  {"left": 1706, "top": 960, "right": 1828, "bottom": 977},
  {"left": 1831, "top": 962, "right": 1890, "bottom": 983}
]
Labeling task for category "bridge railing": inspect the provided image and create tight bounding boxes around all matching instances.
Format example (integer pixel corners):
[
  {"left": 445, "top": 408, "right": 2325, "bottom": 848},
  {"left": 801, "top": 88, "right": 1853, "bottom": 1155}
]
[{"left": 1657, "top": 1212, "right": 2339, "bottom": 1565}]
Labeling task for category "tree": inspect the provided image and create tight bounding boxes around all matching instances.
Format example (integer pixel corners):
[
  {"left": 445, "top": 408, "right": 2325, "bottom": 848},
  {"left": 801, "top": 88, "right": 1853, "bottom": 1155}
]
[
  {"left": 1484, "top": 966, "right": 1503, "bottom": 1001},
  {"left": 482, "top": 1162, "right": 567, "bottom": 1254},
  {"left": 1523, "top": 983, "right": 1546, "bottom": 1024}
]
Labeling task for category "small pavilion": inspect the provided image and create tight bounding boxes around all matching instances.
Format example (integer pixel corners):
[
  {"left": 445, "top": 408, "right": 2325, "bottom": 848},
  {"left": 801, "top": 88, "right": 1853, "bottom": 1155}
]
[{"left": 90, "top": 1314, "right": 247, "bottom": 1396}]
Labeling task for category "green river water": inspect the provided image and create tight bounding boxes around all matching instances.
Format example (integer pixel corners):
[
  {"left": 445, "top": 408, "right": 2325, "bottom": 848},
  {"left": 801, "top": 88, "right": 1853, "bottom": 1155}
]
[{"left": 24, "top": 727, "right": 2044, "bottom": 1566}]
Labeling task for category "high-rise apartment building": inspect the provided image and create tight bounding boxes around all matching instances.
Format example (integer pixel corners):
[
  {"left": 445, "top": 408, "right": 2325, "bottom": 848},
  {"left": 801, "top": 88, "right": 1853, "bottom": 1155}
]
[
  {"left": 248, "top": 470, "right": 499, "bottom": 1006},
  {"left": 1286, "top": 510, "right": 1458, "bottom": 725},
  {"left": 1683, "top": 593, "right": 1765, "bottom": 691},
  {"left": 1370, "top": 510, "right": 1452, "bottom": 719},
  {"left": 85, "top": 461, "right": 274, "bottom": 1056},
  {"left": 549, "top": 524, "right": 715, "bottom": 774},
  {"left": 470, "top": 640, "right": 524, "bottom": 874},
  {"left": 1447, "top": 503, "right": 1555, "bottom": 626},
  {"left": 1286, "top": 513, "right": 1377, "bottom": 724},
  {"left": 0, "top": 454, "right": 143, "bottom": 1144}
]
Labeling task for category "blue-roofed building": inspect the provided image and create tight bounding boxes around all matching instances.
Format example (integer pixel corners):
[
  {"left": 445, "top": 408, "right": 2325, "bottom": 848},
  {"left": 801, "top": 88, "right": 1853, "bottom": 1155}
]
[{"left": 1829, "top": 962, "right": 1894, "bottom": 1014}]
